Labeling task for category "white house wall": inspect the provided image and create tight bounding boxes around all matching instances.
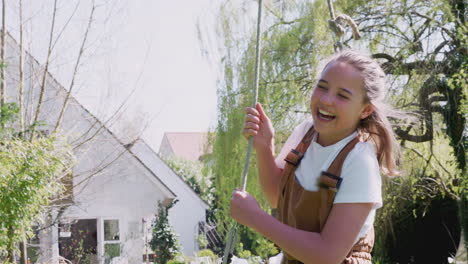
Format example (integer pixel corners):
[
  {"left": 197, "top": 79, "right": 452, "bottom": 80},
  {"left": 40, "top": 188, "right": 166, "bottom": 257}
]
[{"left": 130, "top": 141, "right": 209, "bottom": 255}]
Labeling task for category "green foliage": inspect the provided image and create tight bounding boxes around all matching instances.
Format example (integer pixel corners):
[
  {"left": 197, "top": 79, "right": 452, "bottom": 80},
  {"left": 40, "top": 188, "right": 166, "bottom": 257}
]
[
  {"left": 235, "top": 242, "right": 251, "bottom": 259},
  {"left": 0, "top": 103, "right": 74, "bottom": 260},
  {"left": 234, "top": 242, "right": 263, "bottom": 264},
  {"left": 197, "top": 233, "right": 209, "bottom": 250},
  {"left": 104, "top": 244, "right": 120, "bottom": 264},
  {"left": 210, "top": 0, "right": 336, "bottom": 257},
  {"left": 166, "top": 260, "right": 184, "bottom": 264},
  {"left": 0, "top": 103, "right": 19, "bottom": 139},
  {"left": 208, "top": 0, "right": 467, "bottom": 260},
  {"left": 150, "top": 200, "right": 180, "bottom": 264},
  {"left": 163, "top": 157, "right": 214, "bottom": 204},
  {"left": 252, "top": 237, "right": 278, "bottom": 259},
  {"left": 197, "top": 248, "right": 216, "bottom": 258}
]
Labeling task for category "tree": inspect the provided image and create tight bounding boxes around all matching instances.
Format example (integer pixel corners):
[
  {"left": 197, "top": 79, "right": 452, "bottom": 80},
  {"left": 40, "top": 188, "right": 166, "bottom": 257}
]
[
  {"left": 0, "top": 0, "right": 149, "bottom": 262},
  {"left": 149, "top": 200, "right": 180, "bottom": 264},
  {"left": 338, "top": 1, "right": 467, "bottom": 260},
  {"left": 203, "top": 0, "right": 466, "bottom": 261},
  {"left": 0, "top": 103, "right": 74, "bottom": 262}
]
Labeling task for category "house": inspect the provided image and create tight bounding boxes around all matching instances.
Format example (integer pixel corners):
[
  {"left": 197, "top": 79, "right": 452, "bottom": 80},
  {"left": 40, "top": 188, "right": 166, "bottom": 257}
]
[
  {"left": 159, "top": 132, "right": 212, "bottom": 161},
  {"left": 3, "top": 34, "right": 208, "bottom": 263}
]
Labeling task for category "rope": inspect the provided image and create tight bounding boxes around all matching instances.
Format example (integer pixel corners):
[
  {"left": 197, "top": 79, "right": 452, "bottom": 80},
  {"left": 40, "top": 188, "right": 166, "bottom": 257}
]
[
  {"left": 223, "top": 0, "right": 263, "bottom": 263},
  {"left": 222, "top": 2, "right": 361, "bottom": 263},
  {"left": 241, "top": 0, "right": 263, "bottom": 191},
  {"left": 327, "top": 0, "right": 361, "bottom": 51}
]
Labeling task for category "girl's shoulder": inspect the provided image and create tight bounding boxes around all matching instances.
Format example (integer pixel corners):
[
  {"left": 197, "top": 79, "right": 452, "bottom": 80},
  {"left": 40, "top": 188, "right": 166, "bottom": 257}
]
[
  {"left": 345, "top": 140, "right": 379, "bottom": 171},
  {"left": 284, "top": 118, "right": 313, "bottom": 145},
  {"left": 293, "top": 118, "right": 313, "bottom": 137}
]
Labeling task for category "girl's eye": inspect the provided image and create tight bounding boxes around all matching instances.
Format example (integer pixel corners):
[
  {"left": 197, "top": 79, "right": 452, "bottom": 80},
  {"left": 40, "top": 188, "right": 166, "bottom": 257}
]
[
  {"left": 317, "top": 85, "right": 328, "bottom": 90},
  {"left": 338, "top": 94, "right": 349, "bottom": 100}
]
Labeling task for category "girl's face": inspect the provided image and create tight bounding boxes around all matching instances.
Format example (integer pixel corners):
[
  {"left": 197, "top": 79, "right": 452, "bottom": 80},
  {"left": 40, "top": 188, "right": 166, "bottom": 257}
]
[{"left": 310, "top": 61, "right": 373, "bottom": 146}]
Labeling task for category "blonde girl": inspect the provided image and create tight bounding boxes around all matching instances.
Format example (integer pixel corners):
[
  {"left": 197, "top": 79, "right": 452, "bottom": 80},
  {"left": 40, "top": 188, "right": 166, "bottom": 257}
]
[{"left": 230, "top": 49, "right": 402, "bottom": 264}]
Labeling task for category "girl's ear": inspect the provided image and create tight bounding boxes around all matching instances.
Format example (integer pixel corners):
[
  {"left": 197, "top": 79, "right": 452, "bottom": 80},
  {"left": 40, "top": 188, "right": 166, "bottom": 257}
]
[{"left": 360, "top": 104, "right": 374, "bottom": 119}]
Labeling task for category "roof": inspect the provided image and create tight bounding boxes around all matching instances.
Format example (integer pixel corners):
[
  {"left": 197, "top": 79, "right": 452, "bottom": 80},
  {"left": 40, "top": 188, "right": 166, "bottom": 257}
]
[
  {"left": 159, "top": 132, "right": 212, "bottom": 161},
  {"left": 130, "top": 139, "right": 209, "bottom": 209},
  {"left": 11, "top": 32, "right": 208, "bottom": 208}
]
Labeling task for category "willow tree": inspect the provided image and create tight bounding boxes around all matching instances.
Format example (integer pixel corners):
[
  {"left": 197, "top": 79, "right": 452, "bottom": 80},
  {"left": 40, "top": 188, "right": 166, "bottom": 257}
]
[
  {"left": 340, "top": 1, "right": 467, "bottom": 261},
  {"left": 207, "top": 0, "right": 466, "bottom": 261},
  {"left": 208, "top": 0, "right": 338, "bottom": 258}
]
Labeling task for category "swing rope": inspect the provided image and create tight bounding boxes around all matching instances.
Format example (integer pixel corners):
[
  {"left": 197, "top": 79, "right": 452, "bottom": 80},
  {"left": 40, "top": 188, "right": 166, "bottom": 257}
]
[
  {"left": 326, "top": 0, "right": 361, "bottom": 52},
  {"left": 222, "top": 1, "right": 361, "bottom": 263},
  {"left": 241, "top": 0, "right": 263, "bottom": 191},
  {"left": 222, "top": 1, "right": 263, "bottom": 262}
]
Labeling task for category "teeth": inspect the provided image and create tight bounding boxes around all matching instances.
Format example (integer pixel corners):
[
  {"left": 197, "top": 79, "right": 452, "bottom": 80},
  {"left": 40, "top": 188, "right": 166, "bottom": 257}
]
[{"left": 319, "top": 109, "right": 336, "bottom": 117}]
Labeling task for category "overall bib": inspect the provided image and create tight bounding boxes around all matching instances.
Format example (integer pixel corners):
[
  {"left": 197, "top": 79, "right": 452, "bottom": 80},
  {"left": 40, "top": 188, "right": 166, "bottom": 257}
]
[{"left": 277, "top": 127, "right": 374, "bottom": 264}]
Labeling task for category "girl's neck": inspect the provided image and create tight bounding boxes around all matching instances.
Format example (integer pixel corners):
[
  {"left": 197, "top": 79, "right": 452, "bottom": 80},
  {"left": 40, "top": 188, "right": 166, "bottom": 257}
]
[{"left": 316, "top": 131, "right": 356, "bottom": 147}]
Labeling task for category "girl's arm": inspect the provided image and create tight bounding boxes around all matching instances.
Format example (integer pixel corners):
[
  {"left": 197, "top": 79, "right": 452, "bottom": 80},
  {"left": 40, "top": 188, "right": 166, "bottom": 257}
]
[
  {"left": 231, "top": 191, "right": 373, "bottom": 264},
  {"left": 255, "top": 146, "right": 283, "bottom": 208},
  {"left": 243, "top": 103, "right": 282, "bottom": 207}
]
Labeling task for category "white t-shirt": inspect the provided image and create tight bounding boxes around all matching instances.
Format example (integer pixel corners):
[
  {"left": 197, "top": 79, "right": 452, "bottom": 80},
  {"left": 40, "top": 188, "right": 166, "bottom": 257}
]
[{"left": 275, "top": 118, "right": 382, "bottom": 243}]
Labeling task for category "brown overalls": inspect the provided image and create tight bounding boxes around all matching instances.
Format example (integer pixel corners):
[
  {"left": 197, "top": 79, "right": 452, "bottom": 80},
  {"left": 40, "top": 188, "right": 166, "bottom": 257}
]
[{"left": 277, "top": 127, "right": 374, "bottom": 264}]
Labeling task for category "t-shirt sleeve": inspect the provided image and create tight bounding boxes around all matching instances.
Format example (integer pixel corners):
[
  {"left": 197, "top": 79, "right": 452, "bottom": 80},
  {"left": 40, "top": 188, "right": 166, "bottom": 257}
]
[
  {"left": 275, "top": 119, "right": 313, "bottom": 169},
  {"left": 333, "top": 142, "right": 383, "bottom": 209}
]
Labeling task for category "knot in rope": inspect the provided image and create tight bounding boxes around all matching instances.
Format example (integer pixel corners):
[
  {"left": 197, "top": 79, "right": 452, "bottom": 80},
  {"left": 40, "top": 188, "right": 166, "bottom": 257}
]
[
  {"left": 328, "top": 14, "right": 361, "bottom": 40},
  {"left": 327, "top": 0, "right": 361, "bottom": 51}
]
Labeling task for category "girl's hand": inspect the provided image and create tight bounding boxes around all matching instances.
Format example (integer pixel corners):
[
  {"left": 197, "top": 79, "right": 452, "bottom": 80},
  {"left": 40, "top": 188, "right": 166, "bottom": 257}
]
[
  {"left": 243, "top": 103, "right": 275, "bottom": 152},
  {"left": 230, "top": 189, "right": 262, "bottom": 228}
]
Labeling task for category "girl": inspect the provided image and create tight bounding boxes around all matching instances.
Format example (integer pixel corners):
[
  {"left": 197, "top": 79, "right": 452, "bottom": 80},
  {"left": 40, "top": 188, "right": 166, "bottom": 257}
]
[{"left": 230, "top": 50, "right": 402, "bottom": 264}]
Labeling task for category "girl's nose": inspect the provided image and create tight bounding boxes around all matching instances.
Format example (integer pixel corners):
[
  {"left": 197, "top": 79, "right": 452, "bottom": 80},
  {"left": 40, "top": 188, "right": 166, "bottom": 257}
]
[{"left": 320, "top": 92, "right": 333, "bottom": 105}]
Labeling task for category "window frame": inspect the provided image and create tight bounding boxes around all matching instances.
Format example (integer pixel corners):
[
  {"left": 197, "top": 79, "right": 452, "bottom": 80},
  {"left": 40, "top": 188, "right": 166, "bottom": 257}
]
[{"left": 101, "top": 218, "right": 121, "bottom": 263}]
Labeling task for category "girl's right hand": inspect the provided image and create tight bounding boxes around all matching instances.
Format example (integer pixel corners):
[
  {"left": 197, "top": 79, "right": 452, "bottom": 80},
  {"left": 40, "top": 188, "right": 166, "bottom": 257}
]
[{"left": 243, "top": 103, "right": 275, "bottom": 151}]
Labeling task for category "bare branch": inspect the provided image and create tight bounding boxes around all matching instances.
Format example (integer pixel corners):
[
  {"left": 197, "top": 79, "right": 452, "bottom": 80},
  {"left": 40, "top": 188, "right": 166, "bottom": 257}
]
[
  {"left": 1, "top": 0, "right": 5, "bottom": 109},
  {"left": 433, "top": 40, "right": 450, "bottom": 55},
  {"left": 428, "top": 95, "right": 447, "bottom": 104},
  {"left": 53, "top": 0, "right": 96, "bottom": 132},
  {"left": 410, "top": 11, "right": 456, "bottom": 40},
  {"left": 405, "top": 146, "right": 458, "bottom": 200},
  {"left": 19, "top": 0, "right": 24, "bottom": 131},
  {"left": 73, "top": 148, "right": 127, "bottom": 190},
  {"left": 381, "top": 59, "right": 448, "bottom": 75},
  {"left": 50, "top": 1, "right": 81, "bottom": 52},
  {"left": 372, "top": 53, "right": 396, "bottom": 62},
  {"left": 395, "top": 125, "right": 432, "bottom": 142},
  {"left": 31, "top": 0, "right": 58, "bottom": 140}
]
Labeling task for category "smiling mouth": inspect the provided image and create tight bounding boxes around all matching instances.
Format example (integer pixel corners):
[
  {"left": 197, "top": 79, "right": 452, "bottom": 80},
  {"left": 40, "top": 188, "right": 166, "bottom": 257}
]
[{"left": 317, "top": 108, "right": 336, "bottom": 121}]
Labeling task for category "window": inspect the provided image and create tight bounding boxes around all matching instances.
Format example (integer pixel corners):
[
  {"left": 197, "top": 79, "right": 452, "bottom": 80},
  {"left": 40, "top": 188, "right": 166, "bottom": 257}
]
[
  {"left": 103, "top": 219, "right": 120, "bottom": 264},
  {"left": 104, "top": 220, "right": 119, "bottom": 241}
]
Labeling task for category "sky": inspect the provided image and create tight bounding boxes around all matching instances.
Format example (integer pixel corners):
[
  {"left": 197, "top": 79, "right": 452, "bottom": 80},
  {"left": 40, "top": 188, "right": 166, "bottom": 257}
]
[{"left": 9, "top": 0, "right": 222, "bottom": 150}]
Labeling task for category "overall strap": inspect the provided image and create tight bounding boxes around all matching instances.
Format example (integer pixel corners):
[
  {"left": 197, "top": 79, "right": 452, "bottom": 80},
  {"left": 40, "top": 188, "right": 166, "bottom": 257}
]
[
  {"left": 318, "top": 136, "right": 360, "bottom": 230},
  {"left": 278, "top": 126, "right": 315, "bottom": 205},
  {"left": 283, "top": 126, "right": 315, "bottom": 168},
  {"left": 318, "top": 137, "right": 360, "bottom": 191}
]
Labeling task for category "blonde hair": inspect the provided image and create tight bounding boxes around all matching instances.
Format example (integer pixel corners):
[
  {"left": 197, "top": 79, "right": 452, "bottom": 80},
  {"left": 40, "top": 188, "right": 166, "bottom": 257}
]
[{"left": 322, "top": 49, "right": 405, "bottom": 176}]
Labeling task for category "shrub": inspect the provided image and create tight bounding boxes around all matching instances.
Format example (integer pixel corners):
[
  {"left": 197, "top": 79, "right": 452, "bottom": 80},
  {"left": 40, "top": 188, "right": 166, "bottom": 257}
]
[
  {"left": 150, "top": 200, "right": 180, "bottom": 264},
  {"left": 167, "top": 260, "right": 185, "bottom": 264},
  {"left": 197, "top": 249, "right": 216, "bottom": 258}
]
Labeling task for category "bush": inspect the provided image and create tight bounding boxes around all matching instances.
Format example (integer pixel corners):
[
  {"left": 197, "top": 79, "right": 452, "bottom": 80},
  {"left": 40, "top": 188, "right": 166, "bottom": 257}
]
[
  {"left": 150, "top": 200, "right": 180, "bottom": 264},
  {"left": 167, "top": 260, "right": 185, "bottom": 264},
  {"left": 197, "top": 249, "right": 216, "bottom": 258}
]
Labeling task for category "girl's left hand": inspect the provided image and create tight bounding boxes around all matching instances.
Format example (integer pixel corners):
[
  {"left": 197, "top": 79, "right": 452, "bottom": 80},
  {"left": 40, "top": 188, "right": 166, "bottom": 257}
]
[{"left": 230, "top": 189, "right": 262, "bottom": 228}]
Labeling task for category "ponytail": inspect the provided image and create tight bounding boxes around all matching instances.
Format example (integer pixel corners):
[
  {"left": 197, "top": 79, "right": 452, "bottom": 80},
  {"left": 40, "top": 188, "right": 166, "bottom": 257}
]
[{"left": 359, "top": 106, "right": 401, "bottom": 176}]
